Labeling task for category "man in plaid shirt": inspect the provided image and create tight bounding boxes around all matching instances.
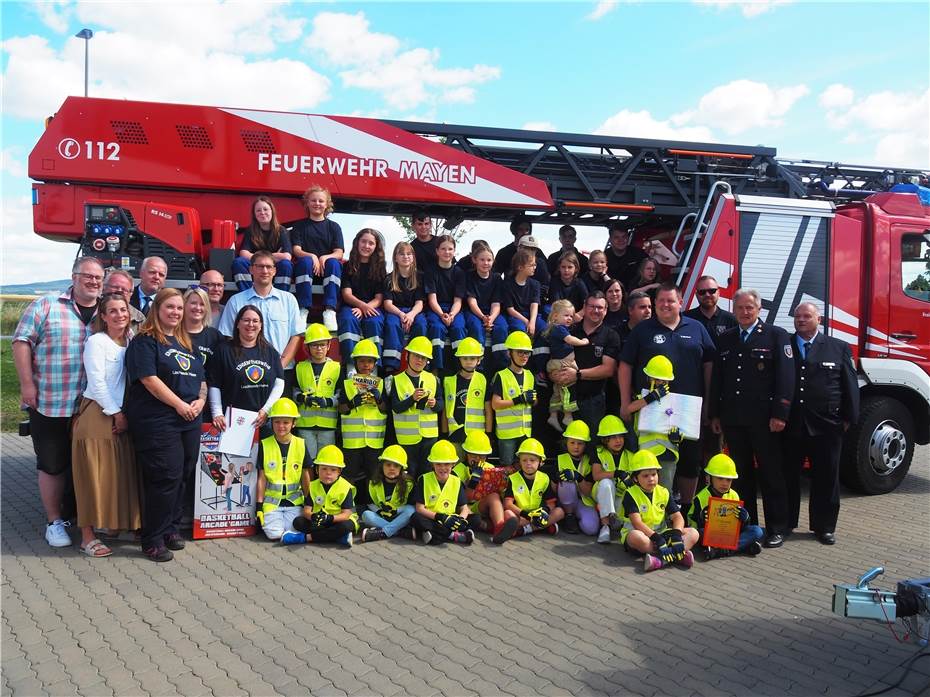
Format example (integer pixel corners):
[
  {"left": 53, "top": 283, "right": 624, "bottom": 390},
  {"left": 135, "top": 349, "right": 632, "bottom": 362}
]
[{"left": 13, "top": 257, "right": 104, "bottom": 548}]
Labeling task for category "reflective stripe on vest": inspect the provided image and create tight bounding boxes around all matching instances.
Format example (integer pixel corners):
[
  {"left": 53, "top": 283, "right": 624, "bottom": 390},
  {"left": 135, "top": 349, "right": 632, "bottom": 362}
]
[
  {"left": 421, "top": 472, "right": 462, "bottom": 514},
  {"left": 495, "top": 368, "right": 534, "bottom": 440},
  {"left": 620, "top": 484, "right": 671, "bottom": 543},
  {"left": 296, "top": 360, "right": 340, "bottom": 428},
  {"left": 341, "top": 377, "right": 386, "bottom": 449},
  {"left": 392, "top": 372, "right": 439, "bottom": 444},
  {"left": 507, "top": 471, "right": 551, "bottom": 512},
  {"left": 308, "top": 477, "right": 359, "bottom": 529},
  {"left": 261, "top": 435, "right": 306, "bottom": 512},
  {"left": 368, "top": 479, "right": 410, "bottom": 513},
  {"left": 443, "top": 373, "right": 487, "bottom": 434},
  {"left": 689, "top": 486, "right": 739, "bottom": 529}
]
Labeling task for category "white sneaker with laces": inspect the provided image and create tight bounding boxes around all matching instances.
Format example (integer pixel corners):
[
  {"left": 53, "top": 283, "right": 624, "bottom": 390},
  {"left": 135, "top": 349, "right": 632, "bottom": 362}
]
[
  {"left": 322, "top": 309, "right": 338, "bottom": 332},
  {"left": 45, "top": 519, "right": 72, "bottom": 547},
  {"left": 597, "top": 524, "right": 611, "bottom": 544}
]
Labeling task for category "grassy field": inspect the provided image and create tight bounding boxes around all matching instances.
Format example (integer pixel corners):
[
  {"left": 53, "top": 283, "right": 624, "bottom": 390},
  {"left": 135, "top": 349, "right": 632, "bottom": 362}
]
[{"left": 1, "top": 299, "right": 30, "bottom": 432}]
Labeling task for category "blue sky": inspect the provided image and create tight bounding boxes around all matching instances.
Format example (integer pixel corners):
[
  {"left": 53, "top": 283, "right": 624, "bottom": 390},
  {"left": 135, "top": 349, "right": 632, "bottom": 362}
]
[{"left": 2, "top": 0, "right": 928, "bottom": 284}]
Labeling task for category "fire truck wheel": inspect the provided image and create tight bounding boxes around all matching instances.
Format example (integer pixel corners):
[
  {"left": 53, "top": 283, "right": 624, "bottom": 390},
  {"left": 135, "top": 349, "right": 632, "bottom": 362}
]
[{"left": 842, "top": 396, "right": 915, "bottom": 495}]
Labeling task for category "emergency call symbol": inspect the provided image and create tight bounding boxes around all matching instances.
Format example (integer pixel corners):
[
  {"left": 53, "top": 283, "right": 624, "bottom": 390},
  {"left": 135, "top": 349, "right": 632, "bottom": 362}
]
[
  {"left": 58, "top": 138, "right": 80, "bottom": 159},
  {"left": 57, "top": 138, "right": 121, "bottom": 161}
]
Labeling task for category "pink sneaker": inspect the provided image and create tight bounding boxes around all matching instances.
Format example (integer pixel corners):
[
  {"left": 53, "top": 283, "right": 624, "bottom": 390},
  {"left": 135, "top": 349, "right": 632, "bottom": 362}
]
[
  {"left": 643, "top": 554, "right": 664, "bottom": 572},
  {"left": 676, "top": 550, "right": 695, "bottom": 569}
]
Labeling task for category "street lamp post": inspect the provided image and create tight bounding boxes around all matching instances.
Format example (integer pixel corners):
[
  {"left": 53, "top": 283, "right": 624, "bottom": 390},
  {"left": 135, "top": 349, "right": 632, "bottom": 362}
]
[{"left": 75, "top": 28, "right": 93, "bottom": 97}]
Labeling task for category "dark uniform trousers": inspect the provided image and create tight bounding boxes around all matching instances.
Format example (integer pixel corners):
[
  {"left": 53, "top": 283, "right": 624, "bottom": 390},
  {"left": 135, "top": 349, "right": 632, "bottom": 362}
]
[
  {"left": 711, "top": 321, "right": 795, "bottom": 536},
  {"left": 784, "top": 333, "right": 859, "bottom": 534}
]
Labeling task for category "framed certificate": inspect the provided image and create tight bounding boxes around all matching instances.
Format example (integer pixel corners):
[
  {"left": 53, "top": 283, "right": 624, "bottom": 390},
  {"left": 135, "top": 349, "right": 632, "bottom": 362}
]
[{"left": 702, "top": 496, "right": 743, "bottom": 550}]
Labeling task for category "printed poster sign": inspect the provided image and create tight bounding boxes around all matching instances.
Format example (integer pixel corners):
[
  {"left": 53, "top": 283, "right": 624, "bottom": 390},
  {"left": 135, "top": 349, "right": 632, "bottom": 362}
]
[
  {"left": 194, "top": 424, "right": 258, "bottom": 539},
  {"left": 702, "top": 496, "right": 743, "bottom": 551}
]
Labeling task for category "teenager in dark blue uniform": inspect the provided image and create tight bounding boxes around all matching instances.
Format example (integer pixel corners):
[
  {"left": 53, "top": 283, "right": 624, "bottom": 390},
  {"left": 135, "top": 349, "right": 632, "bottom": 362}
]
[
  {"left": 125, "top": 289, "right": 206, "bottom": 562},
  {"left": 231, "top": 197, "right": 293, "bottom": 292},
  {"left": 462, "top": 241, "right": 508, "bottom": 370},
  {"left": 424, "top": 235, "right": 467, "bottom": 372},
  {"left": 291, "top": 185, "right": 344, "bottom": 330}
]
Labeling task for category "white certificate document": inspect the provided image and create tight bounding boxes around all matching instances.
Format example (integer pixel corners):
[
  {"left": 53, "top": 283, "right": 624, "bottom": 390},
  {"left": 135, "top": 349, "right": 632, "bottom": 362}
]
[
  {"left": 218, "top": 407, "right": 258, "bottom": 456},
  {"left": 637, "top": 393, "right": 703, "bottom": 440}
]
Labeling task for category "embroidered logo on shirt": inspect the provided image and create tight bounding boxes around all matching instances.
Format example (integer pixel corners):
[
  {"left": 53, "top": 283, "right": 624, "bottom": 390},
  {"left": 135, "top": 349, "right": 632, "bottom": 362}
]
[
  {"left": 267, "top": 461, "right": 277, "bottom": 469},
  {"left": 245, "top": 365, "right": 265, "bottom": 384},
  {"left": 315, "top": 495, "right": 324, "bottom": 504},
  {"left": 784, "top": 345, "right": 793, "bottom": 358},
  {"left": 653, "top": 335, "right": 666, "bottom": 344},
  {"left": 174, "top": 354, "right": 191, "bottom": 371}
]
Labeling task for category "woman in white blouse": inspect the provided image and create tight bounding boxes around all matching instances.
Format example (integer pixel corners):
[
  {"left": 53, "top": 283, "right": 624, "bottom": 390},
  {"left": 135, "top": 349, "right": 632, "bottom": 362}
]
[{"left": 71, "top": 292, "right": 142, "bottom": 557}]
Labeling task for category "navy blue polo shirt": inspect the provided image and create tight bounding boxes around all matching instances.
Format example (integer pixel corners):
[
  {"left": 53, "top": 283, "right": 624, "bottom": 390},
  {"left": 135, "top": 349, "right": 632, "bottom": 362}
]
[{"left": 620, "top": 316, "right": 715, "bottom": 397}]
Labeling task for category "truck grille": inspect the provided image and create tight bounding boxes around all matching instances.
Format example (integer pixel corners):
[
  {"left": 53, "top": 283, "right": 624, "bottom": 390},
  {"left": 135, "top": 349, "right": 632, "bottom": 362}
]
[
  {"left": 110, "top": 120, "right": 148, "bottom": 144},
  {"left": 176, "top": 124, "right": 214, "bottom": 150},
  {"left": 241, "top": 129, "right": 276, "bottom": 153}
]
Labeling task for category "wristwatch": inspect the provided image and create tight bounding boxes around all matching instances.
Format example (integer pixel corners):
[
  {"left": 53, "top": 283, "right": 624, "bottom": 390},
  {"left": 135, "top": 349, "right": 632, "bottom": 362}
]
[{"left": 575, "top": 369, "right": 582, "bottom": 382}]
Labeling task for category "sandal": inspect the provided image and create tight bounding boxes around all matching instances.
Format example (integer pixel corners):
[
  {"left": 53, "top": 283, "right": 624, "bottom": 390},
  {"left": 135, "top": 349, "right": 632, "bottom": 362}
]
[{"left": 80, "top": 539, "right": 112, "bottom": 558}]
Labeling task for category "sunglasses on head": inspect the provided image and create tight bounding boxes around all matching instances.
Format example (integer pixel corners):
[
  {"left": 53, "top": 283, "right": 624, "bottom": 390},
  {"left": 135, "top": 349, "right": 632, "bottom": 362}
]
[{"left": 697, "top": 288, "right": 719, "bottom": 296}]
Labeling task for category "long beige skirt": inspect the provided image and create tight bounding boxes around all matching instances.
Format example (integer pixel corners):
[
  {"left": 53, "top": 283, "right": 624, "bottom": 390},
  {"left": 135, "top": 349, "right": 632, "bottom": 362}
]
[{"left": 71, "top": 398, "right": 142, "bottom": 531}]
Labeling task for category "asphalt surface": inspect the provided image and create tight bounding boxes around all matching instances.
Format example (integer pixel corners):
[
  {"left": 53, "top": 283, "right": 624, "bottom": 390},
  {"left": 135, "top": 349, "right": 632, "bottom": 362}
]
[{"left": 2, "top": 434, "right": 928, "bottom": 697}]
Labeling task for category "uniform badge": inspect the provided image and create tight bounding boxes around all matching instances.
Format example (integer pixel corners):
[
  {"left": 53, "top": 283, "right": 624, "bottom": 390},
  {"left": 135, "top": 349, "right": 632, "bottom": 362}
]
[
  {"left": 653, "top": 335, "right": 666, "bottom": 344},
  {"left": 429, "top": 494, "right": 437, "bottom": 501},
  {"left": 640, "top": 504, "right": 648, "bottom": 513},
  {"left": 784, "top": 345, "right": 793, "bottom": 358},
  {"left": 509, "top": 388, "right": 516, "bottom": 396},
  {"left": 658, "top": 502, "right": 666, "bottom": 511},
  {"left": 473, "top": 390, "right": 481, "bottom": 397},
  {"left": 716, "top": 326, "right": 726, "bottom": 335},
  {"left": 293, "top": 463, "right": 299, "bottom": 471},
  {"left": 517, "top": 485, "right": 526, "bottom": 493},
  {"left": 442, "top": 501, "right": 450, "bottom": 509},
  {"left": 315, "top": 495, "right": 324, "bottom": 504},
  {"left": 267, "top": 461, "right": 277, "bottom": 469},
  {"left": 246, "top": 365, "right": 265, "bottom": 384},
  {"left": 174, "top": 354, "right": 191, "bottom": 371}
]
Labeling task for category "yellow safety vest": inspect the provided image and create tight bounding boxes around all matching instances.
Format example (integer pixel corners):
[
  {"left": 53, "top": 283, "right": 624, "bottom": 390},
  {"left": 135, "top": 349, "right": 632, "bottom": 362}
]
[
  {"left": 341, "top": 377, "right": 386, "bottom": 449},
  {"left": 421, "top": 472, "right": 463, "bottom": 514},
  {"left": 593, "top": 446, "right": 633, "bottom": 500},
  {"left": 634, "top": 390, "right": 679, "bottom": 463},
  {"left": 620, "top": 484, "right": 671, "bottom": 543},
  {"left": 368, "top": 478, "right": 411, "bottom": 514},
  {"left": 296, "top": 359, "right": 340, "bottom": 428},
  {"left": 495, "top": 368, "right": 534, "bottom": 440},
  {"left": 689, "top": 486, "right": 740, "bottom": 529},
  {"left": 443, "top": 373, "right": 487, "bottom": 435},
  {"left": 557, "top": 452, "right": 594, "bottom": 507},
  {"left": 507, "top": 471, "right": 551, "bottom": 512},
  {"left": 392, "top": 371, "right": 439, "bottom": 444},
  {"left": 307, "top": 477, "right": 359, "bottom": 530},
  {"left": 260, "top": 435, "right": 306, "bottom": 512}
]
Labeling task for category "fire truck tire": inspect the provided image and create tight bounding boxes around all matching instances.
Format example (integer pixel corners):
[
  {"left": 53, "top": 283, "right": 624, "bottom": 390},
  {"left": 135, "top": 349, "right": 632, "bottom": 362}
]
[{"left": 842, "top": 396, "right": 914, "bottom": 495}]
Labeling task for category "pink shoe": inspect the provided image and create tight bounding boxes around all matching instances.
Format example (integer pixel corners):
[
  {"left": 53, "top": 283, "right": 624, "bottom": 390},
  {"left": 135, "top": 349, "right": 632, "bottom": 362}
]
[
  {"left": 644, "top": 554, "right": 664, "bottom": 572},
  {"left": 676, "top": 550, "right": 695, "bottom": 569}
]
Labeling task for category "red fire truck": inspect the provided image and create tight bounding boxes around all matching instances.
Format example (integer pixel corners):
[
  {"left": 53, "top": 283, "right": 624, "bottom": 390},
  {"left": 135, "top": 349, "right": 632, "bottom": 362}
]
[{"left": 28, "top": 97, "right": 929, "bottom": 495}]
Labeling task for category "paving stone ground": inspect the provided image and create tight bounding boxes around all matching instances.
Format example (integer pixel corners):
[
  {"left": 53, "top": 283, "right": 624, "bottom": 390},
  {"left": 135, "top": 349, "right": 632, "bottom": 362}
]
[{"left": 2, "top": 433, "right": 928, "bottom": 697}]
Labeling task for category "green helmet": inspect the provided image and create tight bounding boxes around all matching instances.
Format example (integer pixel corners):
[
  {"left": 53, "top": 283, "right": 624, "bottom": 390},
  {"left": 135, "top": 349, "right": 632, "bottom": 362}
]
[
  {"left": 304, "top": 323, "right": 331, "bottom": 344},
  {"left": 628, "top": 450, "right": 662, "bottom": 473},
  {"left": 705, "top": 453, "right": 738, "bottom": 479},
  {"left": 406, "top": 336, "right": 434, "bottom": 359},
  {"left": 563, "top": 420, "right": 591, "bottom": 442},
  {"left": 504, "top": 331, "right": 533, "bottom": 351},
  {"left": 380, "top": 444, "right": 408, "bottom": 469},
  {"left": 462, "top": 431, "right": 493, "bottom": 455},
  {"left": 597, "top": 415, "right": 628, "bottom": 437},
  {"left": 516, "top": 437, "right": 546, "bottom": 460},
  {"left": 643, "top": 355, "right": 674, "bottom": 382},
  {"left": 268, "top": 397, "right": 300, "bottom": 419},
  {"left": 351, "top": 339, "right": 380, "bottom": 360},
  {"left": 455, "top": 337, "right": 485, "bottom": 358},
  {"left": 315, "top": 444, "right": 346, "bottom": 469},
  {"left": 428, "top": 439, "right": 459, "bottom": 463}
]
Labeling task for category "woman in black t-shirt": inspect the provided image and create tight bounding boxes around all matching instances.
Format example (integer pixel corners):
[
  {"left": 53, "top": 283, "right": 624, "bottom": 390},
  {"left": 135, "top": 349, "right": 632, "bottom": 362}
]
[
  {"left": 337, "top": 228, "right": 387, "bottom": 361},
  {"left": 208, "top": 305, "right": 284, "bottom": 439},
  {"left": 183, "top": 288, "right": 221, "bottom": 421},
  {"left": 125, "top": 289, "right": 206, "bottom": 563},
  {"left": 231, "top": 196, "right": 293, "bottom": 292}
]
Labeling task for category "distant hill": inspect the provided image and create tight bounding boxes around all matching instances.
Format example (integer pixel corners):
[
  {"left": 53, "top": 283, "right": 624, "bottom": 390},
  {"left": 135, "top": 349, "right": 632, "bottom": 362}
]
[{"left": 1, "top": 279, "right": 71, "bottom": 296}]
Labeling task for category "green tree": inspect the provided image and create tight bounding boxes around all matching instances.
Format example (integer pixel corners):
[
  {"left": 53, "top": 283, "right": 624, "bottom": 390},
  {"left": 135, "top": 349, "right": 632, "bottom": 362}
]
[{"left": 394, "top": 214, "right": 473, "bottom": 245}]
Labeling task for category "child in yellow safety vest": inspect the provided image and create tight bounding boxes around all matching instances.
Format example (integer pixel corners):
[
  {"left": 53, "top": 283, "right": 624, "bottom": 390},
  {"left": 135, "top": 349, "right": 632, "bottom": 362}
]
[
  {"left": 255, "top": 398, "right": 313, "bottom": 540},
  {"left": 338, "top": 339, "right": 387, "bottom": 493},
  {"left": 294, "top": 323, "right": 340, "bottom": 461},
  {"left": 688, "top": 453, "right": 764, "bottom": 560},
  {"left": 620, "top": 450, "right": 699, "bottom": 572},
  {"left": 591, "top": 415, "right": 635, "bottom": 544},
  {"left": 498, "top": 438, "right": 564, "bottom": 543},
  {"left": 359, "top": 445, "right": 417, "bottom": 543},
  {"left": 442, "top": 337, "right": 492, "bottom": 452},
  {"left": 412, "top": 440, "right": 474, "bottom": 545},
  {"left": 490, "top": 331, "right": 536, "bottom": 467},
  {"left": 388, "top": 336, "right": 442, "bottom": 480},
  {"left": 282, "top": 445, "right": 358, "bottom": 547},
  {"left": 452, "top": 431, "right": 510, "bottom": 538},
  {"left": 554, "top": 420, "right": 599, "bottom": 536}
]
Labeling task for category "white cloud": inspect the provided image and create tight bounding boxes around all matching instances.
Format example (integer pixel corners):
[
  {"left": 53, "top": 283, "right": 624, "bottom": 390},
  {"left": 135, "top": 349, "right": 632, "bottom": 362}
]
[
  {"left": 694, "top": 0, "right": 792, "bottom": 18},
  {"left": 819, "top": 83, "right": 854, "bottom": 109},
  {"left": 595, "top": 109, "right": 716, "bottom": 142},
  {"left": 688, "top": 80, "right": 809, "bottom": 135},
  {"left": 586, "top": 1, "right": 618, "bottom": 20},
  {"left": 1, "top": 148, "right": 27, "bottom": 178},
  {"left": 522, "top": 121, "right": 558, "bottom": 132},
  {"left": 306, "top": 11, "right": 500, "bottom": 110},
  {"left": 33, "top": 0, "right": 72, "bottom": 33},
  {"left": 1, "top": 196, "right": 78, "bottom": 285}
]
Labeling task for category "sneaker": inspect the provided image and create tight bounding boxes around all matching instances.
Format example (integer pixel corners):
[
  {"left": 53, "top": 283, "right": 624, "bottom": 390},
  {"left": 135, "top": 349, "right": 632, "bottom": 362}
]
[
  {"left": 676, "top": 550, "right": 695, "bottom": 569},
  {"left": 546, "top": 414, "right": 564, "bottom": 433},
  {"left": 45, "top": 520, "right": 72, "bottom": 548},
  {"left": 143, "top": 546, "right": 174, "bottom": 562},
  {"left": 340, "top": 532, "right": 353, "bottom": 548},
  {"left": 703, "top": 546, "right": 720, "bottom": 561},
  {"left": 563, "top": 514, "right": 580, "bottom": 535},
  {"left": 322, "top": 309, "right": 338, "bottom": 332},
  {"left": 360, "top": 528, "right": 387, "bottom": 543},
  {"left": 745, "top": 540, "right": 763, "bottom": 556},
  {"left": 545, "top": 523, "right": 559, "bottom": 535},
  {"left": 397, "top": 526, "right": 417, "bottom": 541},
  {"left": 281, "top": 531, "right": 307, "bottom": 545},
  {"left": 421, "top": 530, "right": 433, "bottom": 545},
  {"left": 643, "top": 554, "right": 664, "bottom": 572},
  {"left": 452, "top": 530, "right": 474, "bottom": 545},
  {"left": 164, "top": 534, "right": 186, "bottom": 551},
  {"left": 606, "top": 513, "right": 620, "bottom": 532},
  {"left": 597, "top": 525, "right": 611, "bottom": 544},
  {"left": 492, "top": 517, "right": 519, "bottom": 544}
]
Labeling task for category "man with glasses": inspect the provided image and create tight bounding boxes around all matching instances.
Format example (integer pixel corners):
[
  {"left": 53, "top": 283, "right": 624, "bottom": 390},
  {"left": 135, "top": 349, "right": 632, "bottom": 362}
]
[
  {"left": 102, "top": 269, "right": 146, "bottom": 333},
  {"left": 551, "top": 291, "right": 622, "bottom": 434},
  {"left": 199, "top": 269, "right": 226, "bottom": 324},
  {"left": 13, "top": 256, "right": 104, "bottom": 548},
  {"left": 217, "top": 251, "right": 306, "bottom": 389},
  {"left": 130, "top": 256, "right": 168, "bottom": 316},
  {"left": 684, "top": 275, "right": 737, "bottom": 347}
]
